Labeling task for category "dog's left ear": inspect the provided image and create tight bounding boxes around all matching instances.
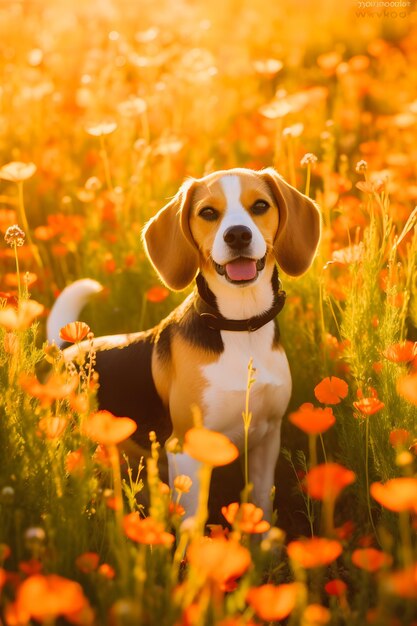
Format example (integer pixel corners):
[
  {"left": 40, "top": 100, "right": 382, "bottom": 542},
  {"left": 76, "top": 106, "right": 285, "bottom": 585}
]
[
  {"left": 142, "top": 179, "right": 199, "bottom": 290},
  {"left": 260, "top": 167, "right": 321, "bottom": 276}
]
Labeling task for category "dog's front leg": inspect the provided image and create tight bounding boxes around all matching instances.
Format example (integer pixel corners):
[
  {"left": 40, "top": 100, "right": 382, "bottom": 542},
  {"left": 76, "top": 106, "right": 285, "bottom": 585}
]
[
  {"left": 167, "top": 451, "right": 201, "bottom": 519},
  {"left": 248, "top": 426, "right": 282, "bottom": 522}
]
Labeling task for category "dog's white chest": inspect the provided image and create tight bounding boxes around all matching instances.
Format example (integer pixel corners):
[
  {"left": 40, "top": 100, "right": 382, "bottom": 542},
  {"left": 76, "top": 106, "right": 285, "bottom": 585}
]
[{"left": 201, "top": 323, "right": 291, "bottom": 451}]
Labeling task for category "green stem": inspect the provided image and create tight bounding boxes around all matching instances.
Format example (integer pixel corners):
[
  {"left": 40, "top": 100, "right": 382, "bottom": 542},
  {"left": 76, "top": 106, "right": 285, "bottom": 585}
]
[
  {"left": 309, "top": 434, "right": 318, "bottom": 469},
  {"left": 13, "top": 242, "right": 22, "bottom": 302},
  {"left": 100, "top": 134, "right": 114, "bottom": 192},
  {"left": 305, "top": 164, "right": 311, "bottom": 197},
  {"left": 108, "top": 444, "right": 123, "bottom": 530},
  {"left": 17, "top": 181, "right": 43, "bottom": 270},
  {"left": 399, "top": 511, "right": 413, "bottom": 567},
  {"left": 242, "top": 358, "right": 255, "bottom": 502},
  {"left": 195, "top": 464, "right": 212, "bottom": 536},
  {"left": 138, "top": 293, "right": 147, "bottom": 330},
  {"left": 365, "top": 418, "right": 380, "bottom": 544},
  {"left": 319, "top": 434, "right": 328, "bottom": 464}
]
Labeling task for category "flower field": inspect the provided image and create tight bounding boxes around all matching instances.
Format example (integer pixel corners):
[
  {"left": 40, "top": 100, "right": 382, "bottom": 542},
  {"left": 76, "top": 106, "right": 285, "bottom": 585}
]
[{"left": 0, "top": 0, "right": 417, "bottom": 624}]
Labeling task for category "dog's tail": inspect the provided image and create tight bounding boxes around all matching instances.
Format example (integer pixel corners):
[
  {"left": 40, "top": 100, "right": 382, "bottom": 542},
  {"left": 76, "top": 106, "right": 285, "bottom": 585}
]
[{"left": 47, "top": 279, "right": 103, "bottom": 347}]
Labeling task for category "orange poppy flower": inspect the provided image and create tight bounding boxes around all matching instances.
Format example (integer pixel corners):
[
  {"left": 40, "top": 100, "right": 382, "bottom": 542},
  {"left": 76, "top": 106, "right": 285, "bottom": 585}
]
[
  {"left": 75, "top": 552, "right": 100, "bottom": 574},
  {"left": 123, "top": 513, "right": 174, "bottom": 546},
  {"left": 19, "top": 372, "right": 79, "bottom": 407},
  {"left": 187, "top": 537, "right": 251, "bottom": 590},
  {"left": 19, "top": 559, "right": 43, "bottom": 576},
  {"left": 303, "top": 604, "right": 331, "bottom": 625},
  {"left": 98, "top": 563, "right": 115, "bottom": 579},
  {"left": 389, "top": 429, "right": 410, "bottom": 448},
  {"left": 59, "top": 321, "right": 91, "bottom": 344},
  {"left": 351, "top": 548, "right": 393, "bottom": 572},
  {"left": 246, "top": 583, "right": 300, "bottom": 622},
  {"left": 81, "top": 410, "right": 137, "bottom": 445},
  {"left": 305, "top": 463, "right": 356, "bottom": 501},
  {"left": 0, "top": 300, "right": 44, "bottom": 331},
  {"left": 221, "top": 502, "right": 270, "bottom": 534},
  {"left": 4, "top": 601, "right": 30, "bottom": 626},
  {"left": 4, "top": 272, "right": 38, "bottom": 288},
  {"left": 287, "top": 537, "right": 343, "bottom": 568},
  {"left": 0, "top": 543, "right": 11, "bottom": 561},
  {"left": 382, "top": 341, "right": 417, "bottom": 363},
  {"left": 16, "top": 574, "right": 89, "bottom": 622},
  {"left": 382, "top": 564, "right": 417, "bottom": 598},
  {"left": 314, "top": 377, "right": 349, "bottom": 405},
  {"left": 324, "top": 579, "right": 347, "bottom": 596},
  {"left": 65, "top": 448, "right": 86, "bottom": 475},
  {"left": 370, "top": 478, "right": 417, "bottom": 512},
  {"left": 217, "top": 618, "right": 256, "bottom": 626},
  {"left": 397, "top": 372, "right": 417, "bottom": 405},
  {"left": 353, "top": 396, "right": 384, "bottom": 416},
  {"left": 38, "top": 416, "right": 68, "bottom": 440},
  {"left": 289, "top": 404, "right": 335, "bottom": 435},
  {"left": 145, "top": 286, "right": 170, "bottom": 303},
  {"left": 183, "top": 427, "right": 239, "bottom": 467}
]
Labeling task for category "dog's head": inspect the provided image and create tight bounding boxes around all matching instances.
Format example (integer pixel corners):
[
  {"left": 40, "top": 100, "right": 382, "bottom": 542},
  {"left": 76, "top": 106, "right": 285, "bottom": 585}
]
[{"left": 143, "top": 167, "right": 321, "bottom": 291}]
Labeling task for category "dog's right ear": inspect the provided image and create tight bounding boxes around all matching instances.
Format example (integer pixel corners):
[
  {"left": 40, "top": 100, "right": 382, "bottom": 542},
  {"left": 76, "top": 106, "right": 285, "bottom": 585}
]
[{"left": 142, "top": 179, "right": 199, "bottom": 291}]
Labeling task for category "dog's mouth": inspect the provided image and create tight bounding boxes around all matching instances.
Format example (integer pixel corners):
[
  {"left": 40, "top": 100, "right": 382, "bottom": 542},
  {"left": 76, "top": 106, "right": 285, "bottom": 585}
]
[{"left": 213, "top": 255, "right": 267, "bottom": 284}]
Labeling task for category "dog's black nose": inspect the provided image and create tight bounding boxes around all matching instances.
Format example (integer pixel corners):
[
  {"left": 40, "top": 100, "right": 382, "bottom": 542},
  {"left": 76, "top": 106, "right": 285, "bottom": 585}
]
[{"left": 223, "top": 225, "right": 252, "bottom": 250}]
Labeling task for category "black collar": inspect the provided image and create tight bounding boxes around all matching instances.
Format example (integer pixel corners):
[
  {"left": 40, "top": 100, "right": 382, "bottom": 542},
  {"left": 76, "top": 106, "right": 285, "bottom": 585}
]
[{"left": 194, "top": 272, "right": 286, "bottom": 332}]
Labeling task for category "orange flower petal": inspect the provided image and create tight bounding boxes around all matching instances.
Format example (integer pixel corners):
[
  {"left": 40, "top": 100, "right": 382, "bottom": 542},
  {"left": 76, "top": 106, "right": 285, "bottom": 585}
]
[
  {"left": 183, "top": 427, "right": 239, "bottom": 467},
  {"left": 16, "top": 574, "right": 88, "bottom": 621},
  {"left": 287, "top": 537, "right": 343, "bottom": 568},
  {"left": 145, "top": 286, "right": 170, "bottom": 303},
  {"left": 289, "top": 403, "right": 335, "bottom": 435},
  {"left": 305, "top": 463, "right": 356, "bottom": 501},
  {"left": 0, "top": 300, "right": 44, "bottom": 331},
  {"left": 370, "top": 478, "right": 417, "bottom": 512},
  {"left": 382, "top": 341, "right": 417, "bottom": 363},
  {"left": 19, "top": 372, "right": 79, "bottom": 406},
  {"left": 81, "top": 410, "right": 137, "bottom": 446},
  {"left": 123, "top": 513, "right": 174, "bottom": 546},
  {"left": 325, "top": 579, "right": 347, "bottom": 596},
  {"left": 59, "top": 321, "right": 91, "bottom": 344},
  {"left": 382, "top": 564, "right": 417, "bottom": 598},
  {"left": 351, "top": 548, "right": 393, "bottom": 572},
  {"left": 38, "top": 416, "right": 68, "bottom": 440},
  {"left": 397, "top": 372, "right": 417, "bottom": 405},
  {"left": 314, "top": 377, "right": 349, "bottom": 405},
  {"left": 303, "top": 604, "right": 331, "bottom": 625},
  {"left": 75, "top": 552, "right": 100, "bottom": 574},
  {"left": 389, "top": 429, "right": 410, "bottom": 448},
  {"left": 221, "top": 502, "right": 270, "bottom": 534},
  {"left": 353, "top": 397, "right": 384, "bottom": 416},
  {"left": 246, "top": 583, "right": 300, "bottom": 621},
  {"left": 187, "top": 536, "right": 251, "bottom": 589}
]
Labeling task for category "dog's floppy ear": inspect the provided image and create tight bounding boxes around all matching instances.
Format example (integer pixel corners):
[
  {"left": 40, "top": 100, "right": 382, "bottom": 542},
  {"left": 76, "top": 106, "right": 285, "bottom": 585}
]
[
  {"left": 142, "top": 179, "right": 199, "bottom": 290},
  {"left": 260, "top": 167, "right": 321, "bottom": 276}
]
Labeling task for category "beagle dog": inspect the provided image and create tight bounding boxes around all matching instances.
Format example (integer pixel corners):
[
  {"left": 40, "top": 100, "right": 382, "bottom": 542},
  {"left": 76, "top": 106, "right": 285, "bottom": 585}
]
[{"left": 48, "top": 167, "right": 321, "bottom": 521}]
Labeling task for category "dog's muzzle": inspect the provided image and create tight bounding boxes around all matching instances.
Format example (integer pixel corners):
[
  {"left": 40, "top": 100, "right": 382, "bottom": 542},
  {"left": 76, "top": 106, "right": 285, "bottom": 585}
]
[{"left": 213, "top": 254, "right": 266, "bottom": 284}]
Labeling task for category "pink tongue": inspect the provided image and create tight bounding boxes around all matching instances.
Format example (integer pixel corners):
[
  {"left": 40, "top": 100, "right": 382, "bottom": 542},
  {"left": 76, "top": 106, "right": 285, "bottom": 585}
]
[{"left": 225, "top": 259, "right": 257, "bottom": 281}]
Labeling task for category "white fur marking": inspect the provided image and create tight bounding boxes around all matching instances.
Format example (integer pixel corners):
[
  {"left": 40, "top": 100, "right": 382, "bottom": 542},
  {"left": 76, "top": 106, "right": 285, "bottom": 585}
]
[
  {"left": 202, "top": 324, "right": 292, "bottom": 451},
  {"left": 211, "top": 175, "right": 266, "bottom": 266}
]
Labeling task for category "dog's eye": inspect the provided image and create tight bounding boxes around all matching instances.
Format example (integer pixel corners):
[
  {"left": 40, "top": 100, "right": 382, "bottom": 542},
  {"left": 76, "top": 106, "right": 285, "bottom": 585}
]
[
  {"left": 198, "top": 206, "right": 219, "bottom": 221},
  {"left": 251, "top": 200, "right": 270, "bottom": 215}
]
